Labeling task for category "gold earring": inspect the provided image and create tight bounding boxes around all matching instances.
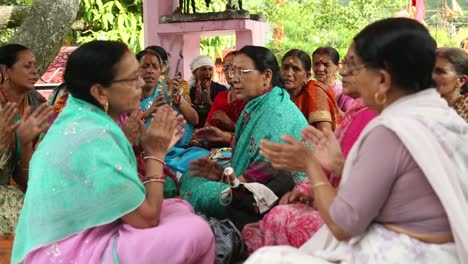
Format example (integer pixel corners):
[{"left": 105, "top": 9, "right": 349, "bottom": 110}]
[
  {"left": 374, "top": 92, "right": 387, "bottom": 105},
  {"left": 103, "top": 102, "right": 109, "bottom": 113}
]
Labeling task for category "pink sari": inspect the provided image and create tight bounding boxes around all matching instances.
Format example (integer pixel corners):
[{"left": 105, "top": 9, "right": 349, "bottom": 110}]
[
  {"left": 25, "top": 199, "right": 215, "bottom": 264},
  {"left": 242, "top": 99, "right": 376, "bottom": 253}
]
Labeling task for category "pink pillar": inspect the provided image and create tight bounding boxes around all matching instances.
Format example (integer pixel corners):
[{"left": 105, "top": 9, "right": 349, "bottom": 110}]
[{"left": 143, "top": 0, "right": 269, "bottom": 80}]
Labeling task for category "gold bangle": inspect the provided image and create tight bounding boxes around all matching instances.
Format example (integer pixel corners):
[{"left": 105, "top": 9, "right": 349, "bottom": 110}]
[
  {"left": 143, "top": 179, "right": 166, "bottom": 185},
  {"left": 312, "top": 182, "right": 329, "bottom": 189}
]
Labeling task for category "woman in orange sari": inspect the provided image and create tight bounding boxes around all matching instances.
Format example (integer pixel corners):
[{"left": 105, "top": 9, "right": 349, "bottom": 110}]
[{"left": 280, "top": 49, "right": 342, "bottom": 131}]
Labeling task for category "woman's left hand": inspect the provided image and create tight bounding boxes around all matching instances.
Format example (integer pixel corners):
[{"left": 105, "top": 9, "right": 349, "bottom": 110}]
[
  {"left": 260, "top": 135, "right": 317, "bottom": 173},
  {"left": 211, "top": 111, "right": 234, "bottom": 128},
  {"left": 17, "top": 104, "right": 53, "bottom": 146},
  {"left": 121, "top": 110, "right": 145, "bottom": 146},
  {"left": 188, "top": 157, "right": 224, "bottom": 181}
]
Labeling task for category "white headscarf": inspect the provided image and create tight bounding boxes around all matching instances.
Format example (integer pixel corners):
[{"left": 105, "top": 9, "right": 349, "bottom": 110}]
[{"left": 188, "top": 55, "right": 215, "bottom": 87}]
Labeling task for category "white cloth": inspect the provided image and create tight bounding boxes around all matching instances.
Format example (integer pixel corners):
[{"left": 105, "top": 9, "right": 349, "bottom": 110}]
[
  {"left": 189, "top": 55, "right": 214, "bottom": 71},
  {"left": 188, "top": 55, "right": 214, "bottom": 87},
  {"left": 243, "top": 182, "right": 279, "bottom": 214},
  {"left": 246, "top": 88, "right": 468, "bottom": 263},
  {"left": 221, "top": 182, "right": 278, "bottom": 214},
  {"left": 247, "top": 225, "right": 458, "bottom": 264}
]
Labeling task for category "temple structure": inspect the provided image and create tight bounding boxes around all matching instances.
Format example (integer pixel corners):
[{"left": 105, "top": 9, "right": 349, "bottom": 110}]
[{"left": 143, "top": 1, "right": 269, "bottom": 79}]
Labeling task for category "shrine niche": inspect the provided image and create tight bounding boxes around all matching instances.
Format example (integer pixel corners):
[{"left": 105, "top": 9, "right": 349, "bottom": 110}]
[{"left": 163, "top": 0, "right": 262, "bottom": 23}]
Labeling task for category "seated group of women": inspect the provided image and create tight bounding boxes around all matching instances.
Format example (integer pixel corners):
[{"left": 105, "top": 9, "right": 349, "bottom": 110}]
[{"left": 1, "top": 17, "right": 467, "bottom": 263}]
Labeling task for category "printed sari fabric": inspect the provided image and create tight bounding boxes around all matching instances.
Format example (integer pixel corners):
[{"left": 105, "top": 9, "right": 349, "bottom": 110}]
[
  {"left": 242, "top": 99, "right": 376, "bottom": 253},
  {"left": 12, "top": 95, "right": 214, "bottom": 263},
  {"left": 453, "top": 94, "right": 468, "bottom": 122},
  {"left": 180, "top": 87, "right": 308, "bottom": 219},
  {"left": 295, "top": 80, "right": 342, "bottom": 130}
]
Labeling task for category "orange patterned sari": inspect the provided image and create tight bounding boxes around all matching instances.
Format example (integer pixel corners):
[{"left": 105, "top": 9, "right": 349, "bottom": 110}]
[{"left": 293, "top": 80, "right": 342, "bottom": 130}]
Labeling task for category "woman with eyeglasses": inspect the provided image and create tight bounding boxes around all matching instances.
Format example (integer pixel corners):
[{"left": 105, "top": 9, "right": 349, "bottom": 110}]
[
  {"left": 181, "top": 46, "right": 308, "bottom": 229},
  {"left": 0, "top": 44, "right": 53, "bottom": 237},
  {"left": 433, "top": 47, "right": 468, "bottom": 122},
  {"left": 203, "top": 51, "right": 246, "bottom": 134},
  {"left": 242, "top": 49, "right": 377, "bottom": 253},
  {"left": 12, "top": 40, "right": 215, "bottom": 264},
  {"left": 246, "top": 17, "right": 467, "bottom": 263}
]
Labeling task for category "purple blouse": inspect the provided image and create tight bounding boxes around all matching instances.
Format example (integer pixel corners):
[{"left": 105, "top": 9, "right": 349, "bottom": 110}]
[{"left": 330, "top": 126, "right": 451, "bottom": 236}]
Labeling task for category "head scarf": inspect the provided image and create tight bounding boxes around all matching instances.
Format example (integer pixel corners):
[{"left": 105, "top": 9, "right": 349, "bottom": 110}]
[{"left": 188, "top": 55, "right": 215, "bottom": 87}]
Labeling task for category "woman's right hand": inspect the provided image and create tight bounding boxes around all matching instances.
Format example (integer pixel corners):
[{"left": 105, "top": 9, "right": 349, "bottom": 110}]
[
  {"left": 188, "top": 157, "right": 224, "bottom": 181},
  {"left": 140, "top": 107, "right": 178, "bottom": 156},
  {"left": 279, "top": 191, "right": 314, "bottom": 206},
  {"left": 302, "top": 126, "right": 345, "bottom": 176},
  {"left": 0, "top": 102, "right": 19, "bottom": 149}
]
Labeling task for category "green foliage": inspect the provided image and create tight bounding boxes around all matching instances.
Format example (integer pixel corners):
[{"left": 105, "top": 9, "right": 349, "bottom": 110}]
[
  {"left": 0, "top": 0, "right": 34, "bottom": 5},
  {"left": 196, "top": 1, "right": 236, "bottom": 59},
  {"left": 71, "top": 0, "right": 144, "bottom": 52},
  {"left": 245, "top": 0, "right": 407, "bottom": 59},
  {"left": 0, "top": 0, "right": 34, "bottom": 45}
]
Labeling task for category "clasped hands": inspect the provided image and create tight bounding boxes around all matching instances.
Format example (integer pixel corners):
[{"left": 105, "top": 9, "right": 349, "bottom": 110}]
[
  {"left": 123, "top": 107, "right": 186, "bottom": 154},
  {"left": 259, "top": 126, "right": 345, "bottom": 177}
]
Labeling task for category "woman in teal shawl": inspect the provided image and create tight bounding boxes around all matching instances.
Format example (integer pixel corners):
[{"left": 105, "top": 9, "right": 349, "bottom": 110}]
[
  {"left": 138, "top": 48, "right": 208, "bottom": 182},
  {"left": 181, "top": 46, "right": 308, "bottom": 219},
  {"left": 12, "top": 41, "right": 214, "bottom": 264}
]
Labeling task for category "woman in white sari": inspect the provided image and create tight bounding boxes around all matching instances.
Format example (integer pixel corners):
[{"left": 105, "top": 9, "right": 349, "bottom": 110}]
[{"left": 247, "top": 17, "right": 468, "bottom": 263}]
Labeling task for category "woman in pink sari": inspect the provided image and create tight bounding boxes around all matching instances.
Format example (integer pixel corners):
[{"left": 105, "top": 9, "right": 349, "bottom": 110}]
[
  {"left": 242, "top": 69, "right": 376, "bottom": 253},
  {"left": 12, "top": 41, "right": 214, "bottom": 264}
]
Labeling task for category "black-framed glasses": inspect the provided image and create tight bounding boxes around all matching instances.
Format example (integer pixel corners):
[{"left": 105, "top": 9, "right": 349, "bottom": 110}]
[
  {"left": 340, "top": 59, "right": 369, "bottom": 76},
  {"left": 227, "top": 69, "right": 255, "bottom": 78},
  {"left": 110, "top": 75, "right": 142, "bottom": 84}
]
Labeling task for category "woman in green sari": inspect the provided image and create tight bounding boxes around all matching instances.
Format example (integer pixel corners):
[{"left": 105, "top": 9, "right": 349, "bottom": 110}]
[
  {"left": 181, "top": 46, "right": 308, "bottom": 222},
  {"left": 12, "top": 41, "right": 214, "bottom": 264}
]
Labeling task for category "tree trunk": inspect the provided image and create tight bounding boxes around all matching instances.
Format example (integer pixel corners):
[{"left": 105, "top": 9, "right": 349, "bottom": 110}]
[
  {"left": 0, "top": 5, "right": 29, "bottom": 29},
  {"left": 8, "top": 0, "right": 81, "bottom": 75}
]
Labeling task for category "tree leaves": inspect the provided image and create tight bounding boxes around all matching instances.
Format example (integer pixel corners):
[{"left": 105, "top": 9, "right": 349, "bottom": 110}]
[{"left": 73, "top": 0, "right": 144, "bottom": 52}]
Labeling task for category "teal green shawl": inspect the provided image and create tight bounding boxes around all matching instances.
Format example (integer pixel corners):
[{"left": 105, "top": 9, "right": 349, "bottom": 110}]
[
  {"left": 12, "top": 96, "right": 146, "bottom": 263},
  {"left": 231, "top": 87, "right": 308, "bottom": 176}
]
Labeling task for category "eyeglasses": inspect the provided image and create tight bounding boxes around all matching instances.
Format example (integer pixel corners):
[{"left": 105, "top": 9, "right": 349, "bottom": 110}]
[
  {"left": 340, "top": 59, "right": 369, "bottom": 76},
  {"left": 223, "top": 66, "right": 233, "bottom": 72},
  {"left": 227, "top": 69, "right": 255, "bottom": 78},
  {"left": 110, "top": 75, "right": 142, "bottom": 84}
]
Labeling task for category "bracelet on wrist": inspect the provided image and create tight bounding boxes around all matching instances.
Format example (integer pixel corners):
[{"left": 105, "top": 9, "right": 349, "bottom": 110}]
[
  {"left": 141, "top": 174, "right": 166, "bottom": 182},
  {"left": 143, "top": 178, "right": 166, "bottom": 185},
  {"left": 143, "top": 155, "right": 166, "bottom": 167},
  {"left": 311, "top": 181, "right": 330, "bottom": 189}
]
